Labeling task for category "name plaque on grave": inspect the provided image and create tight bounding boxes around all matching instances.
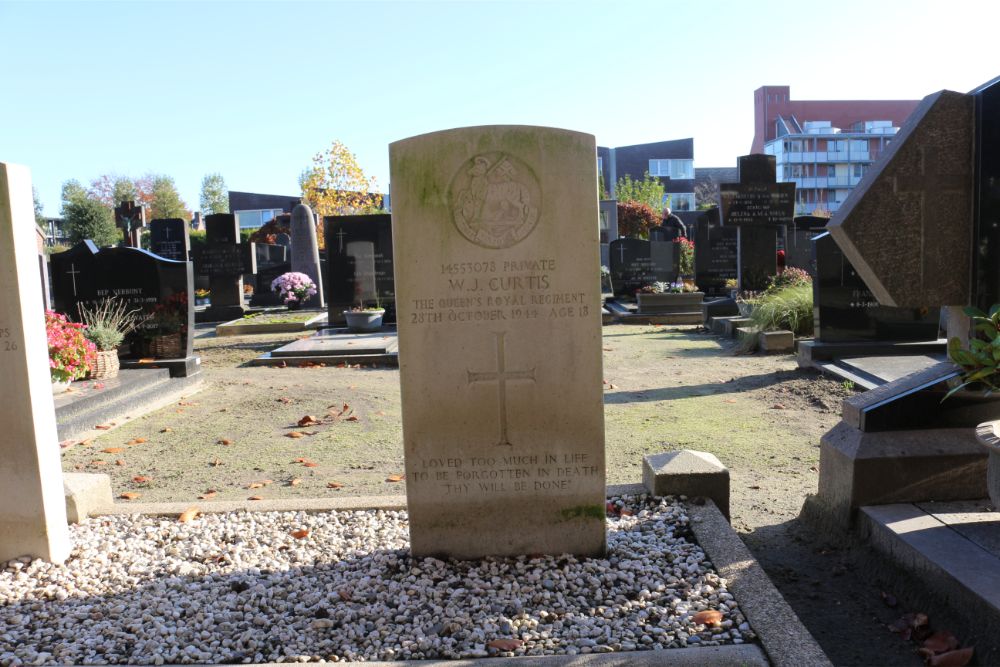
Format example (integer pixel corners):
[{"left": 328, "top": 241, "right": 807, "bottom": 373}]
[
  {"left": 390, "top": 125, "right": 606, "bottom": 559},
  {"left": 194, "top": 245, "right": 251, "bottom": 277}
]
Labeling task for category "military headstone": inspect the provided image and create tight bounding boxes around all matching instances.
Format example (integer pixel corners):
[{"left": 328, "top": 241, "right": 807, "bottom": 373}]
[
  {"left": 51, "top": 241, "right": 197, "bottom": 371},
  {"left": 0, "top": 162, "right": 71, "bottom": 563},
  {"left": 720, "top": 155, "right": 795, "bottom": 291},
  {"left": 325, "top": 214, "right": 395, "bottom": 325},
  {"left": 694, "top": 207, "right": 738, "bottom": 296},
  {"left": 813, "top": 232, "right": 940, "bottom": 342},
  {"left": 390, "top": 125, "right": 606, "bottom": 559},
  {"left": 114, "top": 200, "right": 146, "bottom": 248},
  {"left": 192, "top": 214, "right": 256, "bottom": 321},
  {"left": 149, "top": 218, "right": 190, "bottom": 262},
  {"left": 290, "top": 203, "right": 324, "bottom": 308}
]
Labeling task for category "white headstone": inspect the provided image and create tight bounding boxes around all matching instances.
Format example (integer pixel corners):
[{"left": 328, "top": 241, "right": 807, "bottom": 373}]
[
  {"left": 390, "top": 126, "right": 606, "bottom": 559},
  {"left": 0, "top": 162, "right": 71, "bottom": 563}
]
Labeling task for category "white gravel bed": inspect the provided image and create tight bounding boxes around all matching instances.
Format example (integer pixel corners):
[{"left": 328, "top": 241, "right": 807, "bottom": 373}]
[{"left": 0, "top": 494, "right": 754, "bottom": 665}]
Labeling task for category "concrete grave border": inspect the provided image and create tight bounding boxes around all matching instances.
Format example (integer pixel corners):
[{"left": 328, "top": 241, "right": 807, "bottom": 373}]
[{"left": 215, "top": 311, "right": 327, "bottom": 337}]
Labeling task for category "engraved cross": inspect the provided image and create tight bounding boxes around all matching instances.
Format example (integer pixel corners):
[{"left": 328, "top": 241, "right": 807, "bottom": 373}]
[
  {"left": 66, "top": 263, "right": 80, "bottom": 297},
  {"left": 467, "top": 332, "right": 535, "bottom": 447},
  {"left": 336, "top": 228, "right": 347, "bottom": 253},
  {"left": 618, "top": 244, "right": 626, "bottom": 263}
]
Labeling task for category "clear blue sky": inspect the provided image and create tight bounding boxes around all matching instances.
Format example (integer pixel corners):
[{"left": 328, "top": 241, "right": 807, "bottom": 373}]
[{"left": 3, "top": 0, "right": 997, "bottom": 216}]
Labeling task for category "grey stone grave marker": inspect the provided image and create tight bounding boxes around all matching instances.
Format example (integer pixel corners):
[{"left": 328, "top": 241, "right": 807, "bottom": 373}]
[{"left": 290, "top": 203, "right": 324, "bottom": 308}]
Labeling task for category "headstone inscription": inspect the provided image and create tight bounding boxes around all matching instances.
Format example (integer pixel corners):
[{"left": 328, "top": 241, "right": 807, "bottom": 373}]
[
  {"left": 0, "top": 162, "right": 71, "bottom": 563},
  {"left": 785, "top": 215, "right": 827, "bottom": 272},
  {"left": 290, "top": 203, "right": 325, "bottom": 308},
  {"left": 249, "top": 244, "right": 290, "bottom": 307},
  {"left": 50, "top": 241, "right": 197, "bottom": 368},
  {"left": 390, "top": 125, "right": 606, "bottom": 559},
  {"left": 812, "top": 232, "right": 940, "bottom": 342},
  {"left": 694, "top": 208, "right": 737, "bottom": 296},
  {"left": 192, "top": 213, "right": 256, "bottom": 321},
  {"left": 114, "top": 200, "right": 146, "bottom": 248},
  {"left": 324, "top": 214, "right": 395, "bottom": 326},
  {"left": 720, "top": 154, "right": 795, "bottom": 291},
  {"left": 149, "top": 218, "right": 190, "bottom": 262},
  {"left": 608, "top": 237, "right": 677, "bottom": 296}
]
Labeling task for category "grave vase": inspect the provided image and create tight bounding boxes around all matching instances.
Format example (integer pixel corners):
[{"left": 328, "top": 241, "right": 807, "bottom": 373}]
[
  {"left": 975, "top": 421, "right": 1000, "bottom": 507},
  {"left": 344, "top": 309, "right": 384, "bottom": 333}
]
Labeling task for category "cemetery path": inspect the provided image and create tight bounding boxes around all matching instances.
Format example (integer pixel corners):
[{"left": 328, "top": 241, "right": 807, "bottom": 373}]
[{"left": 60, "top": 324, "right": 925, "bottom": 666}]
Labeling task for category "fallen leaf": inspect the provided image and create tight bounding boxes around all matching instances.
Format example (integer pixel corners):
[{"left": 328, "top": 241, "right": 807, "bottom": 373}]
[
  {"left": 922, "top": 631, "right": 959, "bottom": 654},
  {"left": 133, "top": 437, "right": 147, "bottom": 444},
  {"left": 724, "top": 399, "right": 737, "bottom": 404},
  {"left": 278, "top": 397, "right": 292, "bottom": 404},
  {"left": 293, "top": 457, "right": 308, "bottom": 463},
  {"left": 178, "top": 401, "right": 198, "bottom": 407},
  {"left": 211, "top": 458, "right": 223, "bottom": 467},
  {"left": 132, "top": 476, "right": 151, "bottom": 483},
  {"left": 303, "top": 461, "right": 319, "bottom": 468},
  {"left": 261, "top": 479, "right": 273, "bottom": 485},
  {"left": 80, "top": 439, "right": 93, "bottom": 446},
  {"left": 289, "top": 478, "right": 302, "bottom": 487},
  {"left": 290, "top": 529, "right": 310, "bottom": 539},
  {"left": 327, "top": 481, "right": 344, "bottom": 489},
  {"left": 218, "top": 439, "right": 233, "bottom": 446},
  {"left": 298, "top": 415, "right": 319, "bottom": 427},
  {"left": 772, "top": 403, "right": 786, "bottom": 410},
  {"left": 160, "top": 427, "right": 173, "bottom": 433},
  {"left": 198, "top": 490, "right": 217, "bottom": 500},
  {"left": 287, "top": 431, "right": 304, "bottom": 439},
  {"left": 337, "top": 590, "right": 351, "bottom": 601},
  {"left": 101, "top": 447, "right": 124, "bottom": 453},
  {"left": 375, "top": 410, "right": 386, "bottom": 416},
  {"left": 115, "top": 459, "right": 125, "bottom": 466},
  {"left": 748, "top": 485, "right": 761, "bottom": 490},
  {"left": 929, "top": 647, "right": 974, "bottom": 667},
  {"left": 94, "top": 424, "right": 111, "bottom": 430},
  {"left": 487, "top": 638, "right": 523, "bottom": 651},
  {"left": 602, "top": 347, "right": 613, "bottom": 351},
  {"left": 386, "top": 474, "right": 405, "bottom": 482},
  {"left": 120, "top": 492, "right": 140, "bottom": 500},
  {"left": 178, "top": 507, "right": 199, "bottom": 523},
  {"left": 692, "top": 610, "right": 723, "bottom": 626},
  {"left": 90, "top": 460, "right": 108, "bottom": 466},
  {"left": 59, "top": 439, "right": 78, "bottom": 449},
  {"left": 248, "top": 482, "right": 264, "bottom": 489},
  {"left": 345, "top": 415, "right": 359, "bottom": 422},
  {"left": 218, "top": 408, "right": 228, "bottom": 413},
  {"left": 247, "top": 495, "right": 263, "bottom": 501}
]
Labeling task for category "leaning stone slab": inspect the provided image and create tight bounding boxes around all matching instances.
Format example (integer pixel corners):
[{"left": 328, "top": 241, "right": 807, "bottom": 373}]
[
  {"left": 390, "top": 126, "right": 605, "bottom": 558},
  {"left": 63, "top": 473, "right": 113, "bottom": 523},
  {"left": 643, "top": 450, "right": 730, "bottom": 520}
]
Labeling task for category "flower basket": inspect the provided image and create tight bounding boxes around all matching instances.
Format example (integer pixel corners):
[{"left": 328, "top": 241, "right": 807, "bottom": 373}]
[
  {"left": 91, "top": 349, "right": 120, "bottom": 380},
  {"left": 151, "top": 333, "right": 183, "bottom": 358}
]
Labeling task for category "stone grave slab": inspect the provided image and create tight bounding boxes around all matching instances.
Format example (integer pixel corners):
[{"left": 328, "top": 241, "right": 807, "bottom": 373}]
[
  {"left": 0, "top": 161, "right": 71, "bottom": 562},
  {"left": 390, "top": 125, "right": 606, "bottom": 558},
  {"left": 325, "top": 214, "right": 395, "bottom": 325},
  {"left": 273, "top": 331, "right": 396, "bottom": 357}
]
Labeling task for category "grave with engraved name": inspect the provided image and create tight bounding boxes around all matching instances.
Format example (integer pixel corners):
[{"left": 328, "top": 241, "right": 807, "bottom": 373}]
[
  {"left": 720, "top": 154, "right": 795, "bottom": 292},
  {"left": 192, "top": 213, "right": 256, "bottom": 321},
  {"left": 608, "top": 237, "right": 676, "bottom": 297},
  {"left": 693, "top": 207, "right": 737, "bottom": 296},
  {"left": 390, "top": 125, "right": 606, "bottom": 558},
  {"left": 325, "top": 214, "right": 395, "bottom": 325},
  {"left": 50, "top": 240, "right": 198, "bottom": 375},
  {"left": 149, "top": 218, "right": 190, "bottom": 262},
  {"left": 784, "top": 215, "right": 826, "bottom": 272},
  {"left": 249, "top": 243, "right": 290, "bottom": 307}
]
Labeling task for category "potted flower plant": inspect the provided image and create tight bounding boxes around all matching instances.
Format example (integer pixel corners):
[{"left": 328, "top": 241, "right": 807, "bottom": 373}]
[
  {"left": 46, "top": 310, "right": 96, "bottom": 393},
  {"left": 77, "top": 298, "right": 146, "bottom": 380},
  {"left": 271, "top": 272, "right": 317, "bottom": 310},
  {"left": 946, "top": 305, "right": 1000, "bottom": 507},
  {"left": 344, "top": 296, "right": 385, "bottom": 332}
]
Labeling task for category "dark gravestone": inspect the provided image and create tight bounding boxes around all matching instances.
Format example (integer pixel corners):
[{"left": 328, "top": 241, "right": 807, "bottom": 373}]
[
  {"left": 50, "top": 241, "right": 197, "bottom": 375},
  {"left": 114, "top": 200, "right": 146, "bottom": 248},
  {"left": 599, "top": 200, "right": 619, "bottom": 268},
  {"left": 249, "top": 244, "right": 290, "bottom": 307},
  {"left": 149, "top": 218, "right": 190, "bottom": 262},
  {"left": 192, "top": 214, "right": 256, "bottom": 321},
  {"left": 694, "top": 208, "right": 737, "bottom": 297},
  {"left": 785, "top": 216, "right": 827, "bottom": 272},
  {"left": 325, "top": 214, "right": 396, "bottom": 325},
  {"left": 813, "top": 232, "right": 940, "bottom": 342},
  {"left": 275, "top": 233, "right": 291, "bottom": 249},
  {"left": 720, "top": 155, "right": 795, "bottom": 292},
  {"left": 608, "top": 238, "right": 676, "bottom": 297}
]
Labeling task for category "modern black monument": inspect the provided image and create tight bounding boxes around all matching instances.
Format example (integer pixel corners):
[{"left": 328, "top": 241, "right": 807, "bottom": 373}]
[
  {"left": 324, "top": 214, "right": 395, "bottom": 325},
  {"left": 192, "top": 214, "right": 256, "bottom": 322},
  {"left": 149, "top": 218, "right": 190, "bottom": 262}
]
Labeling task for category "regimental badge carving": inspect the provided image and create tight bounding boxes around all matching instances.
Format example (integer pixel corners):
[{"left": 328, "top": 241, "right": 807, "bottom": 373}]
[{"left": 449, "top": 152, "right": 541, "bottom": 249}]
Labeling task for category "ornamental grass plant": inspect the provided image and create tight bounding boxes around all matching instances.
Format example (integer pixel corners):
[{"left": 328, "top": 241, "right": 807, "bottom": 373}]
[{"left": 77, "top": 298, "right": 147, "bottom": 351}]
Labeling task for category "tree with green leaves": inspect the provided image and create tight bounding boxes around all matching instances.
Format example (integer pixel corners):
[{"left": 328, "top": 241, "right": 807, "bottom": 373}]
[
  {"left": 61, "top": 179, "right": 90, "bottom": 212},
  {"left": 63, "top": 197, "right": 118, "bottom": 246},
  {"left": 148, "top": 175, "right": 189, "bottom": 220},
  {"left": 32, "top": 187, "right": 45, "bottom": 229},
  {"left": 615, "top": 171, "right": 666, "bottom": 212},
  {"left": 200, "top": 173, "right": 229, "bottom": 214},
  {"left": 89, "top": 174, "right": 140, "bottom": 208}
]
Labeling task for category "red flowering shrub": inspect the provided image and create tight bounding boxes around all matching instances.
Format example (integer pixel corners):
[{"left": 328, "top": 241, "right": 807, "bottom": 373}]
[
  {"left": 674, "top": 237, "right": 695, "bottom": 275},
  {"left": 46, "top": 310, "right": 96, "bottom": 382},
  {"left": 617, "top": 201, "right": 659, "bottom": 239}
]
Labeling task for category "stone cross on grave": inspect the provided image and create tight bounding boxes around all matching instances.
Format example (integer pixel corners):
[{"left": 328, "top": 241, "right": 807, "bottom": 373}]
[
  {"left": 114, "top": 200, "right": 146, "bottom": 247},
  {"left": 827, "top": 76, "right": 1000, "bottom": 341},
  {"left": 719, "top": 154, "right": 795, "bottom": 292},
  {"left": 467, "top": 331, "right": 535, "bottom": 447}
]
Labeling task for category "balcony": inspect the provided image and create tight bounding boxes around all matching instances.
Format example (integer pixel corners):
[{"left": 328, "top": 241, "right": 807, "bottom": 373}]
[
  {"left": 785, "top": 176, "right": 863, "bottom": 189},
  {"left": 778, "top": 151, "right": 873, "bottom": 164}
]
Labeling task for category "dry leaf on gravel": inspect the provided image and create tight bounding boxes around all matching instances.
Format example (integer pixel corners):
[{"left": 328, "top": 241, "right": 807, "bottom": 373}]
[
  {"left": 298, "top": 415, "right": 320, "bottom": 427},
  {"left": 247, "top": 496, "right": 263, "bottom": 501},
  {"left": 178, "top": 507, "right": 199, "bottom": 523},
  {"left": 327, "top": 482, "right": 344, "bottom": 489},
  {"left": 160, "top": 427, "right": 172, "bottom": 433},
  {"left": 290, "top": 529, "right": 310, "bottom": 539},
  {"left": 198, "top": 491, "right": 217, "bottom": 500},
  {"left": 218, "top": 439, "right": 233, "bottom": 446},
  {"left": 487, "top": 639, "right": 523, "bottom": 651},
  {"left": 94, "top": 424, "right": 111, "bottom": 430},
  {"left": 247, "top": 482, "right": 264, "bottom": 489},
  {"left": 692, "top": 610, "right": 723, "bottom": 626},
  {"left": 303, "top": 461, "right": 319, "bottom": 468},
  {"left": 101, "top": 447, "right": 124, "bottom": 453},
  {"left": 132, "top": 476, "right": 151, "bottom": 483},
  {"left": 289, "top": 479, "right": 302, "bottom": 487},
  {"left": 119, "top": 492, "right": 140, "bottom": 500},
  {"left": 115, "top": 459, "right": 125, "bottom": 466},
  {"left": 922, "top": 632, "right": 959, "bottom": 654},
  {"left": 386, "top": 474, "right": 405, "bottom": 482},
  {"left": 210, "top": 458, "right": 223, "bottom": 467},
  {"left": 286, "top": 431, "right": 304, "bottom": 439},
  {"left": 90, "top": 460, "right": 107, "bottom": 466}
]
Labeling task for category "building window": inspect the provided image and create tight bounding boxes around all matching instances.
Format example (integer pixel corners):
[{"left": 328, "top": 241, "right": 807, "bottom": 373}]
[
  {"left": 667, "top": 193, "right": 695, "bottom": 211},
  {"left": 649, "top": 159, "right": 693, "bottom": 179},
  {"left": 853, "top": 164, "right": 865, "bottom": 178},
  {"left": 235, "top": 208, "right": 283, "bottom": 229}
]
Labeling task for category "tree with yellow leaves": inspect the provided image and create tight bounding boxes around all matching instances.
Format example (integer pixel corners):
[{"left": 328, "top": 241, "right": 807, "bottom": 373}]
[{"left": 300, "top": 140, "right": 382, "bottom": 217}]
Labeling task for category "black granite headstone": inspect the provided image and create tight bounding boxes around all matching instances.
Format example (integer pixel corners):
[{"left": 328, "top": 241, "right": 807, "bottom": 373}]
[
  {"left": 51, "top": 240, "right": 195, "bottom": 362},
  {"left": 608, "top": 238, "right": 676, "bottom": 296},
  {"left": 813, "top": 232, "right": 940, "bottom": 342},
  {"left": 784, "top": 216, "right": 827, "bottom": 272},
  {"left": 720, "top": 155, "right": 795, "bottom": 292},
  {"left": 694, "top": 208, "right": 737, "bottom": 296},
  {"left": 249, "top": 244, "right": 290, "bottom": 307},
  {"left": 149, "top": 218, "right": 190, "bottom": 262},
  {"left": 324, "top": 214, "right": 395, "bottom": 324},
  {"left": 192, "top": 214, "right": 256, "bottom": 321}
]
